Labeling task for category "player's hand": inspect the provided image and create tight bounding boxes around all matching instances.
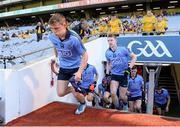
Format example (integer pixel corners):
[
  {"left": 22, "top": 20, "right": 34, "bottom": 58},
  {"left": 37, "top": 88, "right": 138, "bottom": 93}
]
[
  {"left": 105, "top": 73, "right": 110, "bottom": 77},
  {"left": 51, "top": 59, "right": 59, "bottom": 75},
  {"left": 74, "top": 71, "right": 82, "bottom": 82},
  {"left": 124, "top": 67, "right": 131, "bottom": 76},
  {"left": 165, "top": 106, "right": 169, "bottom": 112},
  {"left": 89, "top": 84, "right": 96, "bottom": 92},
  {"left": 126, "top": 91, "right": 131, "bottom": 96}
]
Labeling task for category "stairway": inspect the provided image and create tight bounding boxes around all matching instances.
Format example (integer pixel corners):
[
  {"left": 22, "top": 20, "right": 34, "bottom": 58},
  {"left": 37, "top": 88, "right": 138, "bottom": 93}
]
[{"left": 158, "top": 66, "right": 179, "bottom": 106}]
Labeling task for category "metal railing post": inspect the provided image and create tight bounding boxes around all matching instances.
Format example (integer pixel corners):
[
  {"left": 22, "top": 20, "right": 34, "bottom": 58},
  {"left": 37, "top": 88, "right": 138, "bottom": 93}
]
[{"left": 146, "top": 69, "right": 155, "bottom": 114}]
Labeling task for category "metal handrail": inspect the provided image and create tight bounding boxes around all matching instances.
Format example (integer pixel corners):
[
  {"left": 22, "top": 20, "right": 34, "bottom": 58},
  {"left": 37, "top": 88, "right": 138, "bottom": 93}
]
[
  {"left": 0, "top": 46, "right": 53, "bottom": 69},
  {"left": 15, "top": 46, "right": 53, "bottom": 59},
  {"left": 95, "top": 30, "right": 180, "bottom": 36},
  {"left": 84, "top": 30, "right": 180, "bottom": 43},
  {"left": 171, "top": 65, "right": 180, "bottom": 102},
  {"left": 144, "top": 63, "right": 162, "bottom": 74}
]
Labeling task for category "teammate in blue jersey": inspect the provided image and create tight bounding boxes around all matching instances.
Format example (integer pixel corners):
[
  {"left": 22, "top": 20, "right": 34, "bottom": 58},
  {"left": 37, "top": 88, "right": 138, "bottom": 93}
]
[
  {"left": 127, "top": 66, "right": 144, "bottom": 113},
  {"left": 69, "top": 64, "right": 99, "bottom": 115},
  {"left": 154, "top": 86, "right": 170, "bottom": 115},
  {"left": 105, "top": 34, "right": 137, "bottom": 110},
  {"left": 48, "top": 13, "right": 88, "bottom": 100},
  {"left": 98, "top": 76, "right": 112, "bottom": 108}
]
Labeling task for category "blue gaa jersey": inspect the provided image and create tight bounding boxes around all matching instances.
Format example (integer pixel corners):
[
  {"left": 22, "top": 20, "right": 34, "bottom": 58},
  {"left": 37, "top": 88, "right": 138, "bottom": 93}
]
[
  {"left": 105, "top": 47, "right": 131, "bottom": 75},
  {"left": 98, "top": 84, "right": 106, "bottom": 96},
  {"left": 128, "top": 75, "right": 144, "bottom": 97},
  {"left": 49, "top": 30, "right": 86, "bottom": 69},
  {"left": 80, "top": 64, "right": 97, "bottom": 89},
  {"left": 154, "top": 89, "right": 169, "bottom": 104}
]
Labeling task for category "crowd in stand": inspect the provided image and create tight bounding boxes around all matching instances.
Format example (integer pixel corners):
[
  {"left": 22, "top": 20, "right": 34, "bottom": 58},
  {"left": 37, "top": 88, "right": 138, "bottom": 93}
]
[
  {"left": 68, "top": 10, "right": 169, "bottom": 42},
  {"left": 0, "top": 9, "right": 172, "bottom": 43},
  {"left": 0, "top": 28, "right": 35, "bottom": 42}
]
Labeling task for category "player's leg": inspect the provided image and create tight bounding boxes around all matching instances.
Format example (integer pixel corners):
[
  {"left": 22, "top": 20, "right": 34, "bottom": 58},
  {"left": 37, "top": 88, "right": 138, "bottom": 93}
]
[
  {"left": 110, "top": 80, "right": 119, "bottom": 109},
  {"left": 119, "top": 75, "right": 128, "bottom": 111},
  {"left": 129, "top": 101, "right": 134, "bottom": 112},
  {"left": 72, "top": 88, "right": 87, "bottom": 115},
  {"left": 134, "top": 98, "right": 142, "bottom": 113},
  {"left": 57, "top": 68, "right": 79, "bottom": 97},
  {"left": 103, "top": 91, "right": 111, "bottom": 108}
]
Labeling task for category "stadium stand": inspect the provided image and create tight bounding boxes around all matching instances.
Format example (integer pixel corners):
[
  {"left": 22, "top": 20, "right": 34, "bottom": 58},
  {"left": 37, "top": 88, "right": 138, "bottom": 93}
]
[{"left": 0, "top": 0, "right": 180, "bottom": 125}]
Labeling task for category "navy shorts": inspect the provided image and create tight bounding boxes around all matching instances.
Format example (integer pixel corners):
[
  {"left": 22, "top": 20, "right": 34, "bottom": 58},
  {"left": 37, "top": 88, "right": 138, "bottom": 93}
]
[
  {"left": 77, "top": 87, "right": 91, "bottom": 96},
  {"left": 103, "top": 85, "right": 110, "bottom": 93},
  {"left": 106, "top": 86, "right": 110, "bottom": 93},
  {"left": 58, "top": 67, "right": 79, "bottom": 80},
  {"left": 111, "top": 74, "right": 128, "bottom": 87},
  {"left": 128, "top": 96, "right": 142, "bottom": 101},
  {"left": 155, "top": 103, "right": 167, "bottom": 110}
]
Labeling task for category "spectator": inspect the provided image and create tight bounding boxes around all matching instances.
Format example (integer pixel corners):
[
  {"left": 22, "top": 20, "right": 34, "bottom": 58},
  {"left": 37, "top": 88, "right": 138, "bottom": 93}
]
[
  {"left": 71, "top": 19, "right": 84, "bottom": 38},
  {"left": 108, "top": 15, "right": 123, "bottom": 36},
  {"left": 2, "top": 32, "right": 10, "bottom": 41},
  {"left": 0, "top": 32, "right": 3, "bottom": 41},
  {"left": 35, "top": 22, "right": 45, "bottom": 42},
  {"left": 99, "top": 21, "right": 108, "bottom": 37},
  {"left": 80, "top": 21, "right": 91, "bottom": 38},
  {"left": 142, "top": 10, "right": 157, "bottom": 35},
  {"left": 122, "top": 20, "right": 129, "bottom": 33},
  {"left": 155, "top": 15, "right": 168, "bottom": 35},
  {"left": 90, "top": 26, "right": 98, "bottom": 36},
  {"left": 11, "top": 33, "right": 18, "bottom": 38}
]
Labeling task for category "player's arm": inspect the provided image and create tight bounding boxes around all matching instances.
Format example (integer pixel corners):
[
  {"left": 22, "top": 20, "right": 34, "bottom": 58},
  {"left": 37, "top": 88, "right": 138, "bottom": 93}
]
[
  {"left": 141, "top": 79, "right": 144, "bottom": 91},
  {"left": 166, "top": 94, "right": 171, "bottom": 112},
  {"left": 94, "top": 71, "right": 99, "bottom": 84},
  {"left": 72, "top": 34, "right": 88, "bottom": 80},
  {"left": 98, "top": 86, "right": 103, "bottom": 98},
  {"left": 53, "top": 48, "right": 58, "bottom": 58},
  {"left": 167, "top": 95, "right": 170, "bottom": 107},
  {"left": 129, "top": 52, "right": 137, "bottom": 69},
  {"left": 79, "top": 51, "right": 88, "bottom": 73},
  {"left": 76, "top": 51, "right": 88, "bottom": 80},
  {"left": 106, "top": 61, "right": 111, "bottom": 75},
  {"left": 51, "top": 48, "right": 59, "bottom": 75}
]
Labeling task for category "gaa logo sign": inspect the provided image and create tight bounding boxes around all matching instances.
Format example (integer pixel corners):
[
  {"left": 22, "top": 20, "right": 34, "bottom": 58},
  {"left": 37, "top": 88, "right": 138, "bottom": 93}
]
[{"left": 127, "top": 40, "right": 172, "bottom": 57}]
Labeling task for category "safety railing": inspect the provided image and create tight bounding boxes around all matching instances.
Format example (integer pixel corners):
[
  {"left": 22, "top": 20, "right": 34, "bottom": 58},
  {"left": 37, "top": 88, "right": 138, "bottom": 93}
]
[
  {"left": 0, "top": 46, "right": 53, "bottom": 69},
  {"left": 171, "top": 65, "right": 180, "bottom": 103},
  {"left": 84, "top": 30, "right": 180, "bottom": 43}
]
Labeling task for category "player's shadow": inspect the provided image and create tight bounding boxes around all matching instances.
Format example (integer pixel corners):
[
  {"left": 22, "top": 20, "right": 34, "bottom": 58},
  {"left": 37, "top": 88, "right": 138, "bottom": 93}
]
[{"left": 8, "top": 67, "right": 39, "bottom": 116}]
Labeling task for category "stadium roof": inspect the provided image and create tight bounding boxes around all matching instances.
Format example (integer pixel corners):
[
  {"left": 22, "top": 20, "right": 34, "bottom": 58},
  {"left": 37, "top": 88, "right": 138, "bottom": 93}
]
[
  {"left": 0, "top": 0, "right": 179, "bottom": 19},
  {"left": 0, "top": 0, "right": 162, "bottom": 7},
  {"left": 0, "top": 0, "right": 32, "bottom": 6},
  {"left": 0, "top": 0, "right": 127, "bottom": 18}
]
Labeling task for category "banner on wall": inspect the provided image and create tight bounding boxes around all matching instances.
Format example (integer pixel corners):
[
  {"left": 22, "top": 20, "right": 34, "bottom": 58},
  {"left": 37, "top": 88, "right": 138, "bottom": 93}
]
[
  {"left": 117, "top": 36, "right": 180, "bottom": 63},
  {"left": 0, "top": 0, "right": 124, "bottom": 18},
  {"left": 57, "top": 0, "right": 125, "bottom": 9}
]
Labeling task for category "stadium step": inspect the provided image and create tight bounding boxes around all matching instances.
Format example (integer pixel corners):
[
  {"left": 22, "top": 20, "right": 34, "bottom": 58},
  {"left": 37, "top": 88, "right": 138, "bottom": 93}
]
[{"left": 158, "top": 66, "right": 178, "bottom": 103}]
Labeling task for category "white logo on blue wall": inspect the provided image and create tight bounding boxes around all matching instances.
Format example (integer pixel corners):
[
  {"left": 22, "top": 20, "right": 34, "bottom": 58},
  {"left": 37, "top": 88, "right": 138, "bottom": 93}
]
[{"left": 127, "top": 40, "right": 172, "bottom": 57}]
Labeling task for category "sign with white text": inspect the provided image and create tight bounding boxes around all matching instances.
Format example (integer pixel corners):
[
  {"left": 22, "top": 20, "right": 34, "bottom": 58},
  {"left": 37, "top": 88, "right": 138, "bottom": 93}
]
[{"left": 117, "top": 36, "right": 180, "bottom": 63}]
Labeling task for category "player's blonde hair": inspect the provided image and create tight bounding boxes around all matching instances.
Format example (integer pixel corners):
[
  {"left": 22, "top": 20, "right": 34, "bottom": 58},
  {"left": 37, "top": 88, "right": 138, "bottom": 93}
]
[{"left": 48, "top": 13, "right": 66, "bottom": 25}]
